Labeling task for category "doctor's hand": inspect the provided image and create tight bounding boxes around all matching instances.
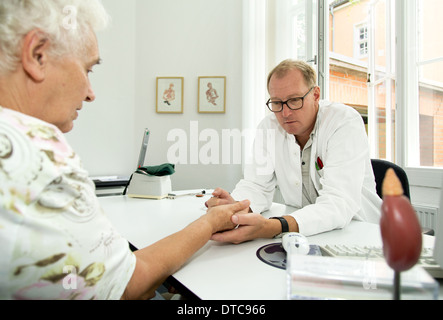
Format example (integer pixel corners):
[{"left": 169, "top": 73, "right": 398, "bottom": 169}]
[
  {"left": 210, "top": 213, "right": 276, "bottom": 244},
  {"left": 205, "top": 200, "right": 251, "bottom": 234},
  {"left": 205, "top": 188, "right": 236, "bottom": 208}
]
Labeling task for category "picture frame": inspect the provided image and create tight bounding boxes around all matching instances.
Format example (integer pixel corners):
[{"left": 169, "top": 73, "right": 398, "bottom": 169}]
[
  {"left": 156, "top": 77, "right": 184, "bottom": 113},
  {"left": 198, "top": 76, "right": 226, "bottom": 113}
]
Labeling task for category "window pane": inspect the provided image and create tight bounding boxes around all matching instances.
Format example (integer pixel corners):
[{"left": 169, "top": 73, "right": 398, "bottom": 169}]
[
  {"left": 329, "top": 0, "right": 395, "bottom": 161},
  {"left": 329, "top": 0, "right": 370, "bottom": 133},
  {"left": 292, "top": 12, "right": 307, "bottom": 61},
  {"left": 374, "top": 80, "right": 396, "bottom": 160},
  {"left": 371, "top": 0, "right": 396, "bottom": 161},
  {"left": 418, "top": 0, "right": 443, "bottom": 168}
]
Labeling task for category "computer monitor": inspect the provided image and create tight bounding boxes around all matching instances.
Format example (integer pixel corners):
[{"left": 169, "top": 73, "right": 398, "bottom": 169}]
[
  {"left": 137, "top": 128, "right": 150, "bottom": 169},
  {"left": 434, "top": 179, "right": 443, "bottom": 267}
]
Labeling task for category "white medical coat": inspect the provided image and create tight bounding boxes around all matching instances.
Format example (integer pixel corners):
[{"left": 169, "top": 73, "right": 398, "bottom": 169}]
[{"left": 231, "top": 101, "right": 382, "bottom": 236}]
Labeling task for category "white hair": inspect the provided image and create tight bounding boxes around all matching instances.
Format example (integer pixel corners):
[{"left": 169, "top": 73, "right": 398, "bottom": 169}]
[{"left": 0, "top": 0, "right": 110, "bottom": 75}]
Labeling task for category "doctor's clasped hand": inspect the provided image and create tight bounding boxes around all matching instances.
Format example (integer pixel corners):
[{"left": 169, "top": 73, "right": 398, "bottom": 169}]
[{"left": 206, "top": 188, "right": 298, "bottom": 244}]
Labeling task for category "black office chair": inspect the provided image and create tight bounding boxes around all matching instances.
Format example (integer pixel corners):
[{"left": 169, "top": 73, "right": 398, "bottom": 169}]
[
  {"left": 371, "top": 159, "right": 411, "bottom": 200},
  {"left": 371, "top": 159, "right": 434, "bottom": 235}
]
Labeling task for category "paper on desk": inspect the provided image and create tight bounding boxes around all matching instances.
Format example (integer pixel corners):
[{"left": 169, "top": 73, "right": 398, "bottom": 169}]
[{"left": 91, "top": 176, "right": 129, "bottom": 182}]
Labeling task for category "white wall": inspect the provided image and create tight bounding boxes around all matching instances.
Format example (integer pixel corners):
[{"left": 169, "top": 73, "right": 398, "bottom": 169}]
[
  {"left": 66, "top": 0, "right": 137, "bottom": 177},
  {"left": 66, "top": 0, "right": 244, "bottom": 191}
]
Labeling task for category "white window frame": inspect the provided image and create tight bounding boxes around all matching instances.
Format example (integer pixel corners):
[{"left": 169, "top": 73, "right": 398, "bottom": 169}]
[
  {"left": 395, "top": 0, "right": 442, "bottom": 187},
  {"left": 367, "top": 0, "right": 396, "bottom": 162}
]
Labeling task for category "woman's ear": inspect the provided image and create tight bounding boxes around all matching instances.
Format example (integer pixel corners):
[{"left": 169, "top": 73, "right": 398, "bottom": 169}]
[{"left": 21, "top": 30, "right": 51, "bottom": 82}]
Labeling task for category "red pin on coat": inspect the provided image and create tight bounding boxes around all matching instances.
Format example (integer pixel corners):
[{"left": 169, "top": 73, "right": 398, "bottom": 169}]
[{"left": 316, "top": 157, "right": 324, "bottom": 171}]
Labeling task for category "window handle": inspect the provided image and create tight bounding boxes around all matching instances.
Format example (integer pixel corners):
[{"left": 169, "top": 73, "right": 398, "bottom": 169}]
[{"left": 307, "top": 56, "right": 317, "bottom": 65}]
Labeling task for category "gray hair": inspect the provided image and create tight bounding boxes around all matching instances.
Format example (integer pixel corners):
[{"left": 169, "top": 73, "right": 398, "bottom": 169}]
[
  {"left": 0, "top": 0, "right": 110, "bottom": 75},
  {"left": 267, "top": 59, "right": 317, "bottom": 92}
]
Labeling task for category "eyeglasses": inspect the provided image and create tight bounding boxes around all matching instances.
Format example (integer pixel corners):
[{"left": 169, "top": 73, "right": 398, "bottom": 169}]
[{"left": 266, "top": 87, "right": 315, "bottom": 113}]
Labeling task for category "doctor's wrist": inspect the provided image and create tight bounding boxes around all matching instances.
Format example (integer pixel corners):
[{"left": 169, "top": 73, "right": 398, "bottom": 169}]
[
  {"left": 268, "top": 216, "right": 299, "bottom": 238},
  {"left": 266, "top": 217, "right": 285, "bottom": 239}
]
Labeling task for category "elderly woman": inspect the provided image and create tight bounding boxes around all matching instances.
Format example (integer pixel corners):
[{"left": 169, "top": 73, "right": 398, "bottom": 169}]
[{"left": 0, "top": 0, "right": 249, "bottom": 300}]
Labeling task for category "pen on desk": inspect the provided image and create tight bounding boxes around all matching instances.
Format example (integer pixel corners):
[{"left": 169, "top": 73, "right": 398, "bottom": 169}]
[{"left": 167, "top": 190, "right": 206, "bottom": 199}]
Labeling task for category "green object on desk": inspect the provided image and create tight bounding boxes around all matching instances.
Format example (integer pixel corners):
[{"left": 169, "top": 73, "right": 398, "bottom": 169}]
[{"left": 136, "top": 163, "right": 175, "bottom": 176}]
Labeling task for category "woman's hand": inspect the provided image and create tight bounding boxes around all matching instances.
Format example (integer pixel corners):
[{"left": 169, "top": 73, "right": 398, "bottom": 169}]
[{"left": 205, "top": 188, "right": 236, "bottom": 208}]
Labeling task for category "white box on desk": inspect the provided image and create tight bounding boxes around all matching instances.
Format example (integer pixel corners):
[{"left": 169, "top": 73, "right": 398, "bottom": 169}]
[{"left": 127, "top": 173, "right": 172, "bottom": 200}]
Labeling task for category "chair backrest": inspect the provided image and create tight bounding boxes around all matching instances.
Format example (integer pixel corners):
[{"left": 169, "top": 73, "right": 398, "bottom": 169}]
[{"left": 371, "top": 159, "right": 411, "bottom": 200}]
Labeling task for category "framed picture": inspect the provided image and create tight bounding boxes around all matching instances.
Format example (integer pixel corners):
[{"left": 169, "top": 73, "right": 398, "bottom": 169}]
[
  {"left": 198, "top": 76, "right": 226, "bottom": 113},
  {"left": 156, "top": 77, "right": 184, "bottom": 113}
]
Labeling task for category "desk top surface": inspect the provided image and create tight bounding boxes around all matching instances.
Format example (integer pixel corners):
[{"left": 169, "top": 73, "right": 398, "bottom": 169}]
[{"left": 99, "top": 193, "right": 439, "bottom": 300}]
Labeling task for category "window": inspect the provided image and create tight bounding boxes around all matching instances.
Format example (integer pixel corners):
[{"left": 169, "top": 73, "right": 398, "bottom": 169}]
[
  {"left": 248, "top": 0, "right": 443, "bottom": 174},
  {"left": 328, "top": 0, "right": 442, "bottom": 172},
  {"left": 273, "top": 0, "right": 318, "bottom": 64},
  {"left": 355, "top": 23, "right": 368, "bottom": 58},
  {"left": 416, "top": 0, "right": 443, "bottom": 168}
]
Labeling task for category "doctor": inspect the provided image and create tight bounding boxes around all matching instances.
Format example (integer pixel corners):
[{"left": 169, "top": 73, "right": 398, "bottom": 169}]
[{"left": 207, "top": 59, "right": 382, "bottom": 242}]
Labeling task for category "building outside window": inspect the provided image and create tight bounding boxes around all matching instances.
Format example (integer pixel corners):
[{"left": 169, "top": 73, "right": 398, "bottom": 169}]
[{"left": 329, "top": 0, "right": 443, "bottom": 168}]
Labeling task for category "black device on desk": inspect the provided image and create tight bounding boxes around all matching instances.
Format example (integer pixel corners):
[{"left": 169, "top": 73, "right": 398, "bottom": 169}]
[
  {"left": 93, "top": 176, "right": 129, "bottom": 197},
  {"left": 137, "top": 128, "right": 150, "bottom": 168},
  {"left": 93, "top": 177, "right": 129, "bottom": 188},
  {"left": 93, "top": 128, "right": 150, "bottom": 196},
  {"left": 93, "top": 129, "right": 150, "bottom": 195}
]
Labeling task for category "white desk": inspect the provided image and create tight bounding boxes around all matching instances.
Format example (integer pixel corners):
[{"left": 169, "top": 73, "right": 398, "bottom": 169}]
[{"left": 99, "top": 193, "right": 440, "bottom": 300}]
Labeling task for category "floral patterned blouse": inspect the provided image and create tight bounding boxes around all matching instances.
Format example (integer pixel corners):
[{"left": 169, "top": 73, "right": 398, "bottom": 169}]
[{"left": 0, "top": 106, "right": 136, "bottom": 300}]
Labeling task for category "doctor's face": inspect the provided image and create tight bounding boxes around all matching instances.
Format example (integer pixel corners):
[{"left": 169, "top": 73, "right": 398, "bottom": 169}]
[{"left": 268, "top": 69, "right": 320, "bottom": 140}]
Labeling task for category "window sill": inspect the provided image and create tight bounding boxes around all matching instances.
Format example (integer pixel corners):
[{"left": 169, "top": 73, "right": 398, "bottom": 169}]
[{"left": 405, "top": 167, "right": 443, "bottom": 188}]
